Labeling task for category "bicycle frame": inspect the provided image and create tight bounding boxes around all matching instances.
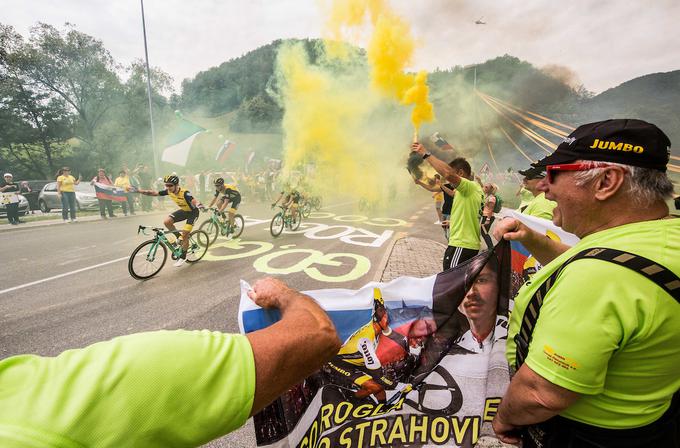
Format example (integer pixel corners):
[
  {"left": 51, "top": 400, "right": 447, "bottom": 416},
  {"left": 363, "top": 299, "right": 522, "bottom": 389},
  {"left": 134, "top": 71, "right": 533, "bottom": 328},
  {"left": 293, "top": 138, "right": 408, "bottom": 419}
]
[{"left": 137, "top": 225, "right": 182, "bottom": 259}]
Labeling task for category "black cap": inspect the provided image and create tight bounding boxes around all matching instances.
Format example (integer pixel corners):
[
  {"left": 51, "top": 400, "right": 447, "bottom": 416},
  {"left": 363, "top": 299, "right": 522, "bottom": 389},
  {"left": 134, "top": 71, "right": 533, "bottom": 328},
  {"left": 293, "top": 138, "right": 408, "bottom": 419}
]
[
  {"left": 532, "top": 119, "right": 671, "bottom": 172},
  {"left": 518, "top": 166, "right": 546, "bottom": 180}
]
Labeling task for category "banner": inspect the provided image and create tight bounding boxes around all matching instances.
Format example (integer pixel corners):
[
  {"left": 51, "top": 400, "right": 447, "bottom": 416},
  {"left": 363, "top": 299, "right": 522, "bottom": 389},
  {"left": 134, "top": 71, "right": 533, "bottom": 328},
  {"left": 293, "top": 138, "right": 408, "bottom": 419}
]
[
  {"left": 93, "top": 182, "right": 127, "bottom": 202},
  {"left": 430, "top": 132, "right": 453, "bottom": 151},
  {"left": 161, "top": 114, "right": 206, "bottom": 167},
  {"left": 239, "top": 242, "right": 514, "bottom": 447}
]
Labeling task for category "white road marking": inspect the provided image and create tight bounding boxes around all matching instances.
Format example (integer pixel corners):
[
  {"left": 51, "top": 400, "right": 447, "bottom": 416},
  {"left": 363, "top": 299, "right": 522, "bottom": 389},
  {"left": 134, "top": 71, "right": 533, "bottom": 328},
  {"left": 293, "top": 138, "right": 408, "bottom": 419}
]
[{"left": 0, "top": 256, "right": 129, "bottom": 296}]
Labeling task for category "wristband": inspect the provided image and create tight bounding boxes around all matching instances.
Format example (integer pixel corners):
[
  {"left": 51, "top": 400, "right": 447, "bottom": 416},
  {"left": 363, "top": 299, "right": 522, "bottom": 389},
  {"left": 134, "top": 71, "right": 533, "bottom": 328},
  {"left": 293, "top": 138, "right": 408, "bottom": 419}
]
[{"left": 422, "top": 152, "right": 432, "bottom": 160}]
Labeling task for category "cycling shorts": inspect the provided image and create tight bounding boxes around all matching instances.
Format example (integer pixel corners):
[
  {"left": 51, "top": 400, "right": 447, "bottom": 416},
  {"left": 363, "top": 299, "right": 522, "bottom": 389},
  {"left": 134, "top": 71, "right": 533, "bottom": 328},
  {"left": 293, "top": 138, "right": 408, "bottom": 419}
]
[
  {"left": 169, "top": 208, "right": 200, "bottom": 232},
  {"left": 220, "top": 194, "right": 241, "bottom": 212}
]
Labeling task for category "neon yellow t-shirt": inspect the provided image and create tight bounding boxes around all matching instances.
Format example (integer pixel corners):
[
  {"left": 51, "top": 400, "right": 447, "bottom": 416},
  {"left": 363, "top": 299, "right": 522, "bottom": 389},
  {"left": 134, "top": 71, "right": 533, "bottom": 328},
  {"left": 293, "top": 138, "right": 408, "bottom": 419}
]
[
  {"left": 521, "top": 192, "right": 556, "bottom": 220},
  {"left": 0, "top": 330, "right": 256, "bottom": 447},
  {"left": 57, "top": 175, "right": 76, "bottom": 193},
  {"left": 507, "top": 219, "right": 680, "bottom": 429},
  {"left": 448, "top": 177, "right": 484, "bottom": 250}
]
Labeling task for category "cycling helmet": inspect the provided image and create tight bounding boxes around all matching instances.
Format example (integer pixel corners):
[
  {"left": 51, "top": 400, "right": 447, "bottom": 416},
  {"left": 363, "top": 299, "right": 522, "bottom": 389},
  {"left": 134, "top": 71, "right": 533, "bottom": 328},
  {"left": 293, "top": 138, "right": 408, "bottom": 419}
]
[
  {"left": 163, "top": 174, "right": 179, "bottom": 185},
  {"left": 214, "top": 177, "right": 225, "bottom": 186}
]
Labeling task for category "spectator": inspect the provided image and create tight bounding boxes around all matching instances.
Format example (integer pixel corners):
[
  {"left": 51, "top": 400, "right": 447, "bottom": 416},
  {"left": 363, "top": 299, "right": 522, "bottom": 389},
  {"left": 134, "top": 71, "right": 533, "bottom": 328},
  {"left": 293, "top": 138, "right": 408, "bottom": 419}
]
[
  {"left": 91, "top": 168, "right": 116, "bottom": 219},
  {"left": 517, "top": 167, "right": 556, "bottom": 219},
  {"left": 56, "top": 167, "right": 80, "bottom": 223},
  {"left": 412, "top": 142, "right": 484, "bottom": 270},
  {"left": 1, "top": 173, "right": 22, "bottom": 225},
  {"left": 0, "top": 277, "right": 341, "bottom": 447},
  {"left": 481, "top": 183, "right": 499, "bottom": 248},
  {"left": 135, "top": 164, "right": 154, "bottom": 212},
  {"left": 114, "top": 170, "right": 135, "bottom": 216},
  {"left": 492, "top": 119, "right": 680, "bottom": 447}
]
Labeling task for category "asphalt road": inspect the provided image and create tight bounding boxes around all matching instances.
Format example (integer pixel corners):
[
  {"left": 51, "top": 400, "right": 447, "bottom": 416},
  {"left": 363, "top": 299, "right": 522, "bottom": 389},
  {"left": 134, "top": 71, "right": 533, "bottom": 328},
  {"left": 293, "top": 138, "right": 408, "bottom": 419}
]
[{"left": 0, "top": 197, "right": 442, "bottom": 447}]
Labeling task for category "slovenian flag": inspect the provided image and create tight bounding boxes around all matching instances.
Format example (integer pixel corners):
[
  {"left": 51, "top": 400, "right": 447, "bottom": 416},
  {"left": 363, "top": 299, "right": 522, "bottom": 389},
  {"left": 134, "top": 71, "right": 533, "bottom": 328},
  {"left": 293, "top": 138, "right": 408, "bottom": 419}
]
[
  {"left": 215, "top": 140, "right": 236, "bottom": 163},
  {"left": 161, "top": 114, "right": 206, "bottom": 167},
  {"left": 93, "top": 183, "right": 127, "bottom": 202},
  {"left": 430, "top": 131, "right": 453, "bottom": 150}
]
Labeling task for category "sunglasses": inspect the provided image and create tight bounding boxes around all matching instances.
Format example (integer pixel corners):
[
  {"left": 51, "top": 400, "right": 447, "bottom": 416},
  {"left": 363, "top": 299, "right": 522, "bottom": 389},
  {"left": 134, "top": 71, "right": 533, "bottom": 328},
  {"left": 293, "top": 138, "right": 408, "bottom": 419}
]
[
  {"left": 164, "top": 183, "right": 175, "bottom": 188},
  {"left": 545, "top": 162, "right": 623, "bottom": 183}
]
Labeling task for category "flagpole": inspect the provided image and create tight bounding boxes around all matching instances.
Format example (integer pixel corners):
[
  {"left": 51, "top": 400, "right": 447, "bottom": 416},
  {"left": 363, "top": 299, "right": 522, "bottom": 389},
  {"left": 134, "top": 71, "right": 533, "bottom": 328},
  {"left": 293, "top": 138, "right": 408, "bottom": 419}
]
[{"left": 141, "top": 0, "right": 160, "bottom": 179}]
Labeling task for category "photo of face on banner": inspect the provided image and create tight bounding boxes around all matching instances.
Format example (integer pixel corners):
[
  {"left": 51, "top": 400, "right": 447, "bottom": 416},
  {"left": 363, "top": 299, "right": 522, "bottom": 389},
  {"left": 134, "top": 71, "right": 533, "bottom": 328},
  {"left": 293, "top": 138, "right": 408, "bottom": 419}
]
[{"left": 251, "top": 244, "right": 512, "bottom": 447}]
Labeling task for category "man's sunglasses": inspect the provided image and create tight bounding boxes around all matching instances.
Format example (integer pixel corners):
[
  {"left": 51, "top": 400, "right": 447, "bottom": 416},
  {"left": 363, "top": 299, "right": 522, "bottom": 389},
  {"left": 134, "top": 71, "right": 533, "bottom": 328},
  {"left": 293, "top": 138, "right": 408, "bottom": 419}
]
[
  {"left": 164, "top": 183, "right": 175, "bottom": 188},
  {"left": 545, "top": 162, "right": 623, "bottom": 183}
]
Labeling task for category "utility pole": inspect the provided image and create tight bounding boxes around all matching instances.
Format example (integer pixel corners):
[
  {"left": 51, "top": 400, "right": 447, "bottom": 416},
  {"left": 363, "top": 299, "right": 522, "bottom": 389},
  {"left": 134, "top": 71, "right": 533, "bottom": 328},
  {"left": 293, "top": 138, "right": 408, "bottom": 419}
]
[{"left": 141, "top": 0, "right": 160, "bottom": 178}]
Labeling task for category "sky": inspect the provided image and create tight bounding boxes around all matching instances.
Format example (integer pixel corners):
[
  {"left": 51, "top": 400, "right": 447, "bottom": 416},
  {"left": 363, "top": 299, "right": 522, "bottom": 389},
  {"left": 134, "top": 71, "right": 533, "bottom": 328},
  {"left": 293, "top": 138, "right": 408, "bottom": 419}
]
[{"left": 2, "top": 0, "right": 679, "bottom": 94}]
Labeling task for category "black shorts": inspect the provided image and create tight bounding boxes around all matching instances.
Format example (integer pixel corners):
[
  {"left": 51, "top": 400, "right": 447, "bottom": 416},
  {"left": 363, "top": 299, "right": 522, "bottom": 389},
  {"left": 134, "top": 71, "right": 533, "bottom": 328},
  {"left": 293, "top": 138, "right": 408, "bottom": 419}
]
[
  {"left": 443, "top": 246, "right": 479, "bottom": 271},
  {"left": 221, "top": 194, "right": 241, "bottom": 210},
  {"left": 169, "top": 208, "right": 199, "bottom": 230}
]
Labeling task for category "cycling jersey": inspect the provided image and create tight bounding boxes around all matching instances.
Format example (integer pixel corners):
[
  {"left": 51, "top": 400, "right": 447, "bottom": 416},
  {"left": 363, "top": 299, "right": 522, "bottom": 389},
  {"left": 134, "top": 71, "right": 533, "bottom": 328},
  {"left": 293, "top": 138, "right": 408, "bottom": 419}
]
[
  {"left": 159, "top": 187, "right": 196, "bottom": 211},
  {"left": 215, "top": 184, "right": 241, "bottom": 201},
  {"left": 283, "top": 190, "right": 301, "bottom": 204}
]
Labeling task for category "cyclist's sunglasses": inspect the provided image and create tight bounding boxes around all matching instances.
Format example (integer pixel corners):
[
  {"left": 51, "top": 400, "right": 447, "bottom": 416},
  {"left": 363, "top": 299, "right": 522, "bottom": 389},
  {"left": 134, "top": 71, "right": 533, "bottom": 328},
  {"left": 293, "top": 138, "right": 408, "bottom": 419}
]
[
  {"left": 164, "top": 183, "right": 175, "bottom": 188},
  {"left": 545, "top": 162, "right": 622, "bottom": 183}
]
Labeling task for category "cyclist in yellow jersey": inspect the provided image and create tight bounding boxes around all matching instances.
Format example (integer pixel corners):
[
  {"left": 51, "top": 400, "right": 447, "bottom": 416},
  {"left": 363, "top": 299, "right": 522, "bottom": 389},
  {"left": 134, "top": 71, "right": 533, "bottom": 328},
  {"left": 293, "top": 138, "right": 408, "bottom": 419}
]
[
  {"left": 138, "top": 174, "right": 203, "bottom": 266},
  {"left": 326, "top": 288, "right": 396, "bottom": 402},
  {"left": 207, "top": 177, "right": 241, "bottom": 233}
]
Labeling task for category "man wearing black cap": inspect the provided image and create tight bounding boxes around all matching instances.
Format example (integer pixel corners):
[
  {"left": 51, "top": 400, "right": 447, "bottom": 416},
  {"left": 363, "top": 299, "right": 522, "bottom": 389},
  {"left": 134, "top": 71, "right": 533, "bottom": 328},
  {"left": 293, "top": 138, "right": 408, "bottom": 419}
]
[
  {"left": 492, "top": 119, "right": 679, "bottom": 447},
  {"left": 517, "top": 166, "right": 557, "bottom": 219}
]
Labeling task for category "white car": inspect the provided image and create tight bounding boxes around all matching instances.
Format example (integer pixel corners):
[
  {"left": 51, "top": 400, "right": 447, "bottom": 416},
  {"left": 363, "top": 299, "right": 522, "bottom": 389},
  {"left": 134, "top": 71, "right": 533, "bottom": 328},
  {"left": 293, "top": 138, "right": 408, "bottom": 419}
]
[{"left": 38, "top": 182, "right": 99, "bottom": 212}]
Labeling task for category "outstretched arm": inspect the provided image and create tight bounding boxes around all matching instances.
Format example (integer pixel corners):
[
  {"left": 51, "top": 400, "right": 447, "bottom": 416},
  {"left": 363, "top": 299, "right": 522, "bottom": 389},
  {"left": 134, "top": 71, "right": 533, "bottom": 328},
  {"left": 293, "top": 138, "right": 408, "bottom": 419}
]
[
  {"left": 414, "top": 179, "right": 439, "bottom": 192},
  {"left": 411, "top": 143, "right": 462, "bottom": 187},
  {"left": 246, "top": 277, "right": 341, "bottom": 415},
  {"left": 492, "top": 218, "right": 571, "bottom": 265}
]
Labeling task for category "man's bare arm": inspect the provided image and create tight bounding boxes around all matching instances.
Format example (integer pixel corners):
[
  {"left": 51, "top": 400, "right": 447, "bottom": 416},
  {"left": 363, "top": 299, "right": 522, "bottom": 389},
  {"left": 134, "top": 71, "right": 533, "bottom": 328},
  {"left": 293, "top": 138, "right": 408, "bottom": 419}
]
[
  {"left": 493, "top": 364, "right": 579, "bottom": 444},
  {"left": 246, "top": 278, "right": 341, "bottom": 415}
]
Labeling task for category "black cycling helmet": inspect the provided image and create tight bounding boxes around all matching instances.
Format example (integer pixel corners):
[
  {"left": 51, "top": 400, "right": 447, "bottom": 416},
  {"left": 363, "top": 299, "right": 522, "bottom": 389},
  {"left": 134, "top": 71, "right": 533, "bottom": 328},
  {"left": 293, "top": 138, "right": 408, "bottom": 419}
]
[
  {"left": 214, "top": 177, "right": 225, "bottom": 186},
  {"left": 163, "top": 174, "right": 179, "bottom": 185}
]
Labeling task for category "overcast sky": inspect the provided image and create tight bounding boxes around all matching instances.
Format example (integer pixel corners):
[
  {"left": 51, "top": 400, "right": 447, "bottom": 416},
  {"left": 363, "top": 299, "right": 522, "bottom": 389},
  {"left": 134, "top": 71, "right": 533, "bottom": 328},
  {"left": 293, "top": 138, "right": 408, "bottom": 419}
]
[{"left": 2, "top": 0, "right": 679, "bottom": 94}]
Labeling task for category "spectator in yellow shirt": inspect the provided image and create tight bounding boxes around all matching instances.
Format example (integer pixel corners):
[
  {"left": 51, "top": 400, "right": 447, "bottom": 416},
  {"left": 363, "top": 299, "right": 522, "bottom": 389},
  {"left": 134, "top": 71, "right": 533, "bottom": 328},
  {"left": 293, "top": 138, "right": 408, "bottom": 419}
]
[
  {"left": 114, "top": 170, "right": 135, "bottom": 216},
  {"left": 57, "top": 167, "right": 81, "bottom": 222}
]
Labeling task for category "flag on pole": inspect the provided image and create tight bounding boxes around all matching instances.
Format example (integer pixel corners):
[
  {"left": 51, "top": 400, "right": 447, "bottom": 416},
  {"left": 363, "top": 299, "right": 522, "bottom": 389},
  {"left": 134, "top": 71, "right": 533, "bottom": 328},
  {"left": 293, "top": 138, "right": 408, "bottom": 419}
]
[
  {"left": 245, "top": 150, "right": 255, "bottom": 173},
  {"left": 215, "top": 140, "right": 236, "bottom": 163},
  {"left": 160, "top": 113, "right": 206, "bottom": 167},
  {"left": 93, "top": 182, "right": 127, "bottom": 202},
  {"left": 430, "top": 132, "right": 453, "bottom": 150}
]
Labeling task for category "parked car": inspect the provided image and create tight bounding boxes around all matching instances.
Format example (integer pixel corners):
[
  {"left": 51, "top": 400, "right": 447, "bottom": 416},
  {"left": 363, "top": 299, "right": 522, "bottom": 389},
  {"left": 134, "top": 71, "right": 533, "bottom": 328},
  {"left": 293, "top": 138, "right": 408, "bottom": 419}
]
[
  {"left": 38, "top": 182, "right": 99, "bottom": 212},
  {"left": 20, "top": 179, "right": 53, "bottom": 211},
  {"left": 0, "top": 194, "right": 29, "bottom": 218}
]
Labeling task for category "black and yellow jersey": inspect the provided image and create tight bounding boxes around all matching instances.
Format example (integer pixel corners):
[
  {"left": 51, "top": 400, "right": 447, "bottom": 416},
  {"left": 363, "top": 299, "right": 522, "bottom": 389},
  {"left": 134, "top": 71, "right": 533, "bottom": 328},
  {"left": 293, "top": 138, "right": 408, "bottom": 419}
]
[
  {"left": 214, "top": 184, "right": 240, "bottom": 201},
  {"left": 159, "top": 187, "right": 196, "bottom": 211}
]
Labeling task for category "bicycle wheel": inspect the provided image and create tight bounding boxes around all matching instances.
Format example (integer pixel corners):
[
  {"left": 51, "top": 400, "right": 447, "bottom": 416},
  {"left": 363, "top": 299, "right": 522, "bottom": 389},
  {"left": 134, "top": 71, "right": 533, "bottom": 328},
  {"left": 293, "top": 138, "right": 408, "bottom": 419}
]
[
  {"left": 290, "top": 212, "right": 301, "bottom": 231},
  {"left": 230, "top": 214, "right": 245, "bottom": 238},
  {"left": 199, "top": 219, "right": 219, "bottom": 245},
  {"left": 186, "top": 230, "right": 210, "bottom": 263},
  {"left": 270, "top": 213, "right": 284, "bottom": 237},
  {"left": 128, "top": 239, "right": 167, "bottom": 280},
  {"left": 301, "top": 202, "right": 311, "bottom": 218}
]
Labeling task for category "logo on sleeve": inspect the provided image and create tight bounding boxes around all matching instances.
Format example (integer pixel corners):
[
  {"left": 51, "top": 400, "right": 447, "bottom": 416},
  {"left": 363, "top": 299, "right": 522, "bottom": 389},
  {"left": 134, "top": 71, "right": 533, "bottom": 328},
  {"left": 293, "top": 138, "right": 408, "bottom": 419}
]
[{"left": 543, "top": 345, "right": 579, "bottom": 371}]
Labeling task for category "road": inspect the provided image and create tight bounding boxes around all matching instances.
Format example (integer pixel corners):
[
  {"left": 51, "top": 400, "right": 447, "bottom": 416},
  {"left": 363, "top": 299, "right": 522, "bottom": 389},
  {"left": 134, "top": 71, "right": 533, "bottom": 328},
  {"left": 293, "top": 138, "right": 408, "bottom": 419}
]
[{"left": 0, "top": 197, "right": 442, "bottom": 446}]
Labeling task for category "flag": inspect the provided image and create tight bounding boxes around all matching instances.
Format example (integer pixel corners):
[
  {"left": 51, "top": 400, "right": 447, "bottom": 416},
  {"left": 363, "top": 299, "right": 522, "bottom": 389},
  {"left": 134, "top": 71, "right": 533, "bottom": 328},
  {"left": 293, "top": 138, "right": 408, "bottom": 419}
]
[
  {"left": 215, "top": 140, "right": 236, "bottom": 163},
  {"left": 160, "top": 115, "right": 206, "bottom": 167},
  {"left": 497, "top": 208, "right": 579, "bottom": 281},
  {"left": 239, "top": 243, "right": 514, "bottom": 447},
  {"left": 245, "top": 150, "right": 256, "bottom": 173},
  {"left": 93, "top": 182, "right": 127, "bottom": 202},
  {"left": 430, "top": 132, "right": 453, "bottom": 150}
]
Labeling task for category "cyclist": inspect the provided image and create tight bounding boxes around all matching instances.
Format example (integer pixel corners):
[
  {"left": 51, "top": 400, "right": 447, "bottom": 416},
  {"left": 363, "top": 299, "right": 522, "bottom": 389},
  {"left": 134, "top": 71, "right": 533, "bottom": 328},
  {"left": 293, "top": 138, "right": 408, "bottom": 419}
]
[
  {"left": 207, "top": 177, "right": 241, "bottom": 237},
  {"left": 138, "top": 174, "right": 203, "bottom": 266},
  {"left": 271, "top": 185, "right": 301, "bottom": 225}
]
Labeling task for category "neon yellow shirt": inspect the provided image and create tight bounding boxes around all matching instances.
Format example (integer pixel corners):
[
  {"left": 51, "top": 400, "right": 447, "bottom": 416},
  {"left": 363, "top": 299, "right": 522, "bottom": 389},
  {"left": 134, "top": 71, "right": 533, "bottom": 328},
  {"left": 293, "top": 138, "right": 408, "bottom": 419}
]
[
  {"left": 507, "top": 219, "right": 680, "bottom": 429},
  {"left": 0, "top": 330, "right": 256, "bottom": 447},
  {"left": 114, "top": 176, "right": 131, "bottom": 191},
  {"left": 448, "top": 177, "right": 484, "bottom": 250},
  {"left": 521, "top": 192, "right": 556, "bottom": 220},
  {"left": 57, "top": 175, "right": 76, "bottom": 193}
]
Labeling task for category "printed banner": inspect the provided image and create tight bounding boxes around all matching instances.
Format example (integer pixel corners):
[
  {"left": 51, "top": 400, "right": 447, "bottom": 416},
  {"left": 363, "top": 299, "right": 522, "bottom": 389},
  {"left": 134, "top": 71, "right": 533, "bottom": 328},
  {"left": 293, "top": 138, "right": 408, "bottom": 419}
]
[
  {"left": 93, "top": 182, "right": 128, "bottom": 202},
  {"left": 0, "top": 193, "right": 20, "bottom": 205},
  {"left": 239, "top": 242, "right": 514, "bottom": 447}
]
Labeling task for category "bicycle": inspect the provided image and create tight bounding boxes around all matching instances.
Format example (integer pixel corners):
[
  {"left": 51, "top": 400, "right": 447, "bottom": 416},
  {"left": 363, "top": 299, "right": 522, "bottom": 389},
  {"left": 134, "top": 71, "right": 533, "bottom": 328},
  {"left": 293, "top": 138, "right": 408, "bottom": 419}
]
[
  {"left": 270, "top": 205, "right": 301, "bottom": 237},
  {"left": 198, "top": 207, "right": 245, "bottom": 244},
  {"left": 128, "top": 225, "right": 210, "bottom": 280}
]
